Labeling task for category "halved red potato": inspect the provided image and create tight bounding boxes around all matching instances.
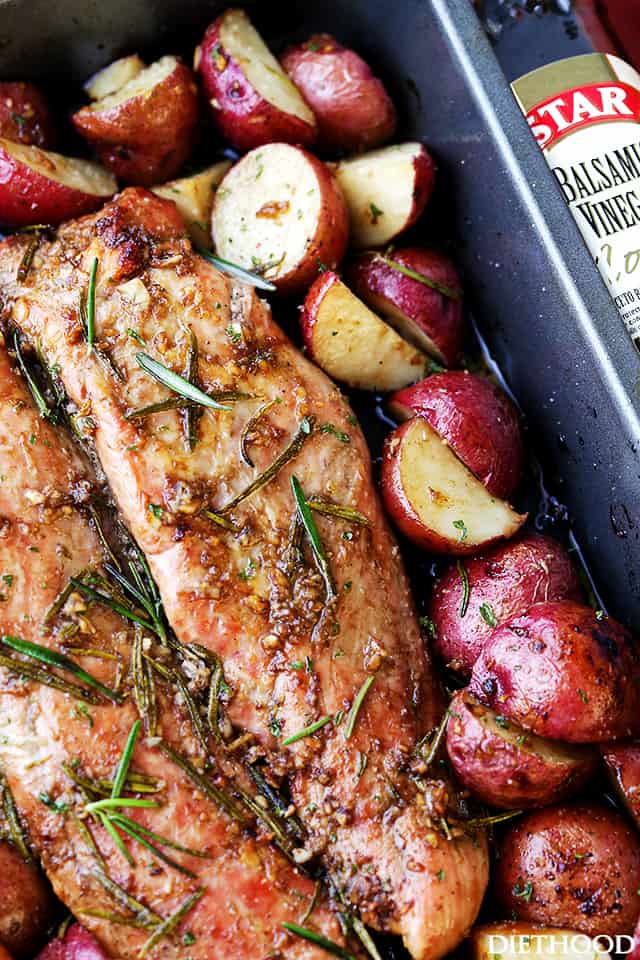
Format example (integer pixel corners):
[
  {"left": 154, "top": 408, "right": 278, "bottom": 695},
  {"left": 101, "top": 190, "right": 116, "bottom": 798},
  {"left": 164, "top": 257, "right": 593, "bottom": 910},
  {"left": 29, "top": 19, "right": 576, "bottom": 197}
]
[
  {"left": 0, "top": 840, "right": 56, "bottom": 958},
  {"left": 280, "top": 33, "right": 396, "bottom": 153},
  {"left": 152, "top": 160, "right": 231, "bottom": 248},
  {"left": 494, "top": 803, "right": 640, "bottom": 937},
  {"left": 211, "top": 143, "right": 348, "bottom": 294},
  {"left": 347, "top": 248, "right": 464, "bottom": 367},
  {"left": 35, "top": 925, "right": 107, "bottom": 960},
  {"left": 301, "top": 271, "right": 427, "bottom": 390},
  {"left": 390, "top": 371, "right": 524, "bottom": 499},
  {"left": 380, "top": 418, "right": 526, "bottom": 553},
  {"left": 470, "top": 600, "right": 640, "bottom": 742},
  {"left": 83, "top": 54, "right": 145, "bottom": 101},
  {"left": 334, "top": 142, "right": 435, "bottom": 248},
  {"left": 72, "top": 56, "right": 199, "bottom": 185},
  {"left": 446, "top": 689, "right": 597, "bottom": 810},
  {"left": 0, "top": 83, "right": 55, "bottom": 149},
  {"left": 601, "top": 741, "right": 640, "bottom": 827},
  {"left": 428, "top": 532, "right": 582, "bottom": 678},
  {"left": 470, "top": 923, "right": 612, "bottom": 960},
  {"left": 0, "top": 138, "right": 116, "bottom": 227},
  {"left": 195, "top": 8, "right": 317, "bottom": 151}
]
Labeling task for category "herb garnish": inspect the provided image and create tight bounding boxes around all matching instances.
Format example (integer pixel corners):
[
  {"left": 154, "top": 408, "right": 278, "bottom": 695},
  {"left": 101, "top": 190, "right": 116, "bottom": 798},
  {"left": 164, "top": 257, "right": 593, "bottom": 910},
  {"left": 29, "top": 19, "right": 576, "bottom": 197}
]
[
  {"left": 291, "top": 475, "right": 336, "bottom": 602},
  {"left": 377, "top": 253, "right": 463, "bottom": 301},
  {"left": 453, "top": 519, "right": 468, "bottom": 542},
  {"left": 0, "top": 634, "right": 122, "bottom": 703},
  {"left": 282, "top": 922, "right": 356, "bottom": 960},
  {"left": 345, "top": 674, "right": 376, "bottom": 740},
  {"left": 512, "top": 881, "right": 534, "bottom": 902},
  {"left": 480, "top": 602, "right": 498, "bottom": 627},
  {"left": 319, "top": 423, "right": 350, "bottom": 443},
  {"left": 80, "top": 257, "right": 99, "bottom": 350},
  {"left": 136, "top": 352, "right": 233, "bottom": 412},
  {"left": 308, "top": 498, "right": 369, "bottom": 526},
  {"left": 239, "top": 398, "right": 277, "bottom": 467},
  {"left": 369, "top": 202, "right": 384, "bottom": 224},
  {"left": 198, "top": 249, "right": 277, "bottom": 292},
  {"left": 457, "top": 559, "right": 470, "bottom": 618},
  {"left": 282, "top": 715, "right": 332, "bottom": 746},
  {"left": 13, "top": 331, "right": 56, "bottom": 421},
  {"left": 139, "top": 888, "right": 206, "bottom": 957},
  {"left": 0, "top": 773, "right": 32, "bottom": 862}
]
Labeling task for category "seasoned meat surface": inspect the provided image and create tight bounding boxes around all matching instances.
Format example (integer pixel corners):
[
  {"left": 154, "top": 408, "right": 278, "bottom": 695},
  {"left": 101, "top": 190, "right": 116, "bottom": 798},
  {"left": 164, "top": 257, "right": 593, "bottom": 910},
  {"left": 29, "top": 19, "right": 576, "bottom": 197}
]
[
  {"left": 0, "top": 335, "right": 347, "bottom": 959},
  {"left": 1, "top": 188, "right": 488, "bottom": 959}
]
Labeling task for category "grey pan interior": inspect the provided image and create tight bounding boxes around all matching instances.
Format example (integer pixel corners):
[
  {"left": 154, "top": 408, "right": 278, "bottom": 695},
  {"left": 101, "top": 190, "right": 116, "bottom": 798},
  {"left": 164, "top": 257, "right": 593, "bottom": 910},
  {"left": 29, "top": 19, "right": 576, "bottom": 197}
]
[{"left": 0, "top": 0, "right": 639, "bottom": 628}]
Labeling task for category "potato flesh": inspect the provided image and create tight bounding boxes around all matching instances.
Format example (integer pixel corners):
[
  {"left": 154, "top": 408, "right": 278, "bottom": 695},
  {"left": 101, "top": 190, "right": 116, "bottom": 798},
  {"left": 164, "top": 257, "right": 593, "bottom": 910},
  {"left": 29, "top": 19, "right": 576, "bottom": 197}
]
[
  {"left": 84, "top": 54, "right": 145, "bottom": 100},
  {"left": 220, "top": 9, "right": 315, "bottom": 125},
  {"left": 362, "top": 290, "right": 446, "bottom": 362},
  {"left": 0, "top": 137, "right": 116, "bottom": 194},
  {"left": 400, "top": 418, "right": 524, "bottom": 545},
  {"left": 473, "top": 700, "right": 590, "bottom": 767},
  {"left": 85, "top": 55, "right": 177, "bottom": 111},
  {"left": 153, "top": 161, "right": 231, "bottom": 247},
  {"left": 311, "top": 278, "right": 426, "bottom": 390},
  {"left": 335, "top": 142, "right": 422, "bottom": 247},
  {"left": 471, "top": 926, "right": 611, "bottom": 960},
  {"left": 213, "top": 144, "right": 322, "bottom": 280}
]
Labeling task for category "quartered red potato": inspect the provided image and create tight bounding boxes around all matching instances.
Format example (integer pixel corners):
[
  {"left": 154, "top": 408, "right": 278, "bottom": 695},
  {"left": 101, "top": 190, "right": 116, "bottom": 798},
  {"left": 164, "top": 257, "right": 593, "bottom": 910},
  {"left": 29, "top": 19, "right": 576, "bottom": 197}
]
[{"left": 0, "top": 8, "right": 636, "bottom": 960}]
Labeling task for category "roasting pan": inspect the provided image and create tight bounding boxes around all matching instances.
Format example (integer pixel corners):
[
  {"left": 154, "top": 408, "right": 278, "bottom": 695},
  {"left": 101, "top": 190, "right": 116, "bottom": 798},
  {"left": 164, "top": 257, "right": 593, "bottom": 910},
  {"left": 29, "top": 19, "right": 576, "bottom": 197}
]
[{"left": 0, "top": 0, "right": 639, "bottom": 631}]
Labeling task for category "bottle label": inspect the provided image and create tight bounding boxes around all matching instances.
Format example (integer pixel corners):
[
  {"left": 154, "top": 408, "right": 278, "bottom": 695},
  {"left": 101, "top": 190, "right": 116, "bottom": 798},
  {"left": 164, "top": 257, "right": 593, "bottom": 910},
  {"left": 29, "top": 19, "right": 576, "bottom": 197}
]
[{"left": 513, "top": 54, "right": 640, "bottom": 344}]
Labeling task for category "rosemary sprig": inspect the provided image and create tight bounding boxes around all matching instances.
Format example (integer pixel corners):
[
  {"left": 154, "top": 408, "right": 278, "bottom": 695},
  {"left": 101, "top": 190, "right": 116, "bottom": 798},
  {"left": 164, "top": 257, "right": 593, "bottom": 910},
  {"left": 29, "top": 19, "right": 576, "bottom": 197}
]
[
  {"left": 0, "top": 635, "right": 122, "bottom": 703},
  {"left": 247, "top": 765, "right": 306, "bottom": 843},
  {"left": 0, "top": 650, "right": 101, "bottom": 702},
  {"left": 111, "top": 719, "right": 140, "bottom": 799},
  {"left": 464, "top": 809, "right": 524, "bottom": 829},
  {"left": 12, "top": 331, "right": 55, "bottom": 421},
  {"left": 282, "top": 922, "right": 356, "bottom": 960},
  {"left": 159, "top": 741, "right": 245, "bottom": 822},
  {"left": 145, "top": 656, "right": 209, "bottom": 757},
  {"left": 420, "top": 708, "right": 450, "bottom": 770},
  {"left": 182, "top": 329, "right": 202, "bottom": 452},
  {"left": 63, "top": 762, "right": 159, "bottom": 799},
  {"left": 282, "top": 715, "right": 332, "bottom": 747},
  {"left": 239, "top": 398, "right": 277, "bottom": 467},
  {"left": 79, "top": 910, "right": 151, "bottom": 929},
  {"left": 291, "top": 475, "right": 336, "bottom": 602},
  {"left": 377, "top": 253, "right": 463, "bottom": 301},
  {"left": 344, "top": 674, "right": 376, "bottom": 740},
  {"left": 93, "top": 869, "right": 162, "bottom": 929},
  {"left": 125, "top": 392, "right": 251, "bottom": 420},
  {"left": 70, "top": 577, "right": 156, "bottom": 634},
  {"left": 198, "top": 249, "right": 277, "bottom": 292},
  {"left": 0, "top": 772, "right": 32, "bottom": 862},
  {"left": 80, "top": 257, "right": 99, "bottom": 350},
  {"left": 136, "top": 352, "right": 232, "bottom": 412},
  {"left": 16, "top": 235, "right": 40, "bottom": 282},
  {"left": 307, "top": 498, "right": 369, "bottom": 526},
  {"left": 219, "top": 417, "right": 314, "bottom": 515},
  {"left": 132, "top": 629, "right": 157, "bottom": 736},
  {"left": 457, "top": 559, "right": 470, "bottom": 618},
  {"left": 139, "top": 888, "right": 205, "bottom": 957},
  {"left": 206, "top": 656, "right": 226, "bottom": 743},
  {"left": 108, "top": 815, "right": 198, "bottom": 878},
  {"left": 202, "top": 509, "right": 239, "bottom": 532}
]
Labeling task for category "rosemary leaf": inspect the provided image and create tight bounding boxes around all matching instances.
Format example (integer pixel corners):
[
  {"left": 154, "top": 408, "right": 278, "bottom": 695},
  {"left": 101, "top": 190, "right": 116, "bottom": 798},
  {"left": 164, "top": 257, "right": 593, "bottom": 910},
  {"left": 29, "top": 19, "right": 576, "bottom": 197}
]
[
  {"left": 16, "top": 235, "right": 40, "bottom": 282},
  {"left": 464, "top": 809, "right": 524, "bottom": 829},
  {"left": 82, "top": 258, "right": 99, "bottom": 349},
  {"left": 377, "top": 254, "right": 462, "bottom": 301},
  {"left": 457, "top": 559, "right": 470, "bottom": 618},
  {"left": 70, "top": 578, "right": 157, "bottom": 635},
  {"left": 291, "top": 475, "right": 336, "bottom": 602},
  {"left": 111, "top": 720, "right": 141, "bottom": 799},
  {"left": 198, "top": 249, "right": 277, "bottom": 292},
  {"left": 109, "top": 813, "right": 210, "bottom": 859},
  {"left": 247, "top": 765, "right": 306, "bottom": 843},
  {"left": 98, "top": 810, "right": 134, "bottom": 865},
  {"left": 132, "top": 629, "right": 157, "bottom": 736},
  {"left": 344, "top": 675, "right": 376, "bottom": 741},
  {"left": 202, "top": 510, "right": 239, "bottom": 532},
  {"left": 351, "top": 914, "right": 384, "bottom": 960},
  {"left": 299, "top": 880, "right": 321, "bottom": 926},
  {"left": 139, "top": 888, "right": 205, "bottom": 957},
  {"left": 145, "top": 657, "right": 209, "bottom": 757},
  {"left": 79, "top": 910, "right": 151, "bottom": 929},
  {"left": 282, "top": 715, "right": 332, "bottom": 746},
  {"left": 1, "top": 635, "right": 122, "bottom": 703},
  {"left": 182, "top": 329, "right": 202, "bottom": 453},
  {"left": 93, "top": 869, "right": 162, "bottom": 928},
  {"left": 159, "top": 741, "right": 245, "bottom": 822},
  {"left": 0, "top": 773, "right": 32, "bottom": 863},
  {"left": 239, "top": 398, "right": 277, "bottom": 467},
  {"left": 12, "top": 331, "right": 53, "bottom": 420},
  {"left": 220, "top": 417, "right": 314, "bottom": 514},
  {"left": 206, "top": 657, "right": 225, "bottom": 743},
  {"left": 109, "top": 815, "right": 197, "bottom": 879},
  {"left": 136, "top": 352, "right": 232, "bottom": 412},
  {"left": 421, "top": 709, "right": 450, "bottom": 770},
  {"left": 86, "top": 798, "right": 160, "bottom": 813},
  {"left": 282, "top": 922, "right": 356, "bottom": 960},
  {"left": 307, "top": 498, "right": 369, "bottom": 526},
  {"left": 125, "top": 392, "right": 251, "bottom": 420}
]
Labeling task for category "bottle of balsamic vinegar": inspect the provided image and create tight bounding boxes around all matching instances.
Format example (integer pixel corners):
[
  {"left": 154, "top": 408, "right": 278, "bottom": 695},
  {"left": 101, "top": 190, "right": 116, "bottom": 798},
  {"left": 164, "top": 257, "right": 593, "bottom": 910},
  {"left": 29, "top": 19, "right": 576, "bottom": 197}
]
[{"left": 512, "top": 54, "right": 640, "bottom": 344}]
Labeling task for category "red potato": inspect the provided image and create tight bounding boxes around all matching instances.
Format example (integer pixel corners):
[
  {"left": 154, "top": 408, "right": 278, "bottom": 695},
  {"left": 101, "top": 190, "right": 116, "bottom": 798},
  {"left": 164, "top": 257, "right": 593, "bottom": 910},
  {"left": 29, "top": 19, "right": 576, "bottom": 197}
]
[
  {"left": 494, "top": 803, "right": 640, "bottom": 937},
  {"left": 601, "top": 741, "right": 640, "bottom": 827},
  {"left": 333, "top": 142, "right": 435, "bottom": 248},
  {"left": 347, "top": 248, "right": 464, "bottom": 367},
  {"left": 380, "top": 417, "right": 526, "bottom": 554},
  {"left": 211, "top": 143, "right": 348, "bottom": 294},
  {"left": 35, "top": 925, "right": 107, "bottom": 960},
  {"left": 280, "top": 33, "right": 396, "bottom": 153},
  {"left": 0, "top": 83, "right": 55, "bottom": 149},
  {"left": 469, "top": 601, "right": 640, "bottom": 742},
  {"left": 301, "top": 271, "right": 427, "bottom": 390},
  {"left": 469, "top": 923, "right": 613, "bottom": 960},
  {"left": 0, "top": 138, "right": 116, "bottom": 227},
  {"left": 72, "top": 56, "right": 199, "bottom": 185},
  {"left": 390, "top": 371, "right": 524, "bottom": 498},
  {"left": 83, "top": 54, "right": 145, "bottom": 101},
  {"left": 152, "top": 160, "right": 231, "bottom": 248},
  {"left": 446, "top": 689, "right": 597, "bottom": 810},
  {"left": 428, "top": 532, "right": 582, "bottom": 678},
  {"left": 195, "top": 8, "right": 317, "bottom": 151},
  {"left": 0, "top": 840, "right": 56, "bottom": 958}
]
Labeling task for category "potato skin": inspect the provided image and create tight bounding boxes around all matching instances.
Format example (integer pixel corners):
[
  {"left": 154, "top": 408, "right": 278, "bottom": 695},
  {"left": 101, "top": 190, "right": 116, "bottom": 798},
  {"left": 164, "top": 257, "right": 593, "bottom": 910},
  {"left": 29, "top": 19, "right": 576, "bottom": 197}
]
[
  {"left": 0, "top": 83, "right": 55, "bottom": 149},
  {"left": 428, "top": 532, "right": 582, "bottom": 678},
  {"left": 0, "top": 840, "right": 55, "bottom": 958},
  {"left": 348, "top": 249, "right": 464, "bottom": 368},
  {"left": 494, "top": 803, "right": 640, "bottom": 937},
  {"left": 280, "top": 33, "right": 396, "bottom": 153},
  {"left": 470, "top": 601, "right": 640, "bottom": 742},
  {"left": 601, "top": 741, "right": 640, "bottom": 827},
  {"left": 72, "top": 60, "right": 198, "bottom": 185},
  {"left": 389, "top": 371, "right": 523, "bottom": 499},
  {"left": 196, "top": 13, "right": 317, "bottom": 152},
  {"left": 446, "top": 689, "right": 597, "bottom": 809},
  {"left": 35, "top": 925, "right": 107, "bottom": 960}
]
